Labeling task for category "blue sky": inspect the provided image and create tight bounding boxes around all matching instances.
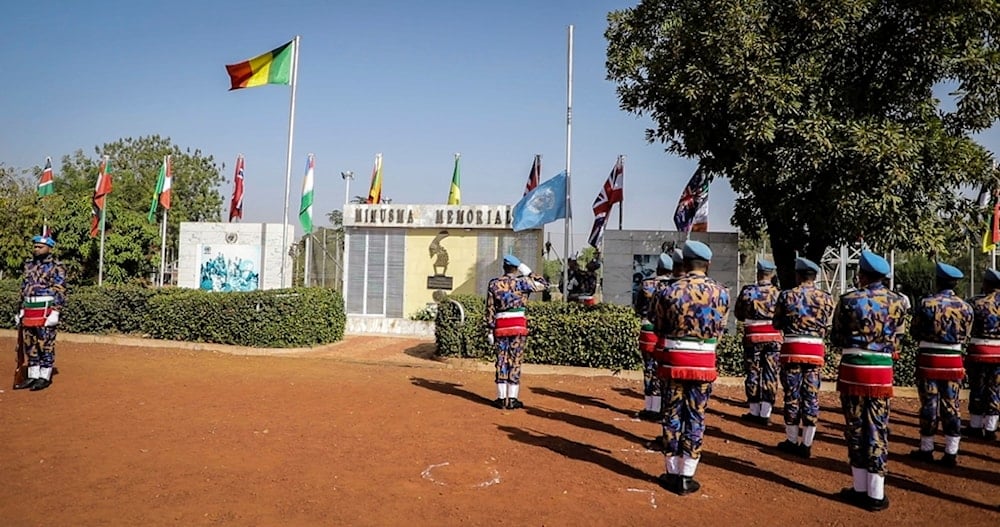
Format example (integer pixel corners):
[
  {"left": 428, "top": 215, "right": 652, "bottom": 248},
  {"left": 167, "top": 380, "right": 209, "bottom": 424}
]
[{"left": 3, "top": 1, "right": 998, "bottom": 254}]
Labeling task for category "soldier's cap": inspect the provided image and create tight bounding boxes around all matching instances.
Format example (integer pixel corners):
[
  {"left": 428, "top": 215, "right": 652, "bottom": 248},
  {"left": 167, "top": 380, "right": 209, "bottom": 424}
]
[
  {"left": 32, "top": 235, "right": 55, "bottom": 248},
  {"left": 657, "top": 253, "right": 673, "bottom": 272},
  {"left": 502, "top": 254, "right": 521, "bottom": 267},
  {"left": 858, "top": 250, "right": 890, "bottom": 276},
  {"left": 794, "top": 257, "right": 820, "bottom": 274},
  {"left": 984, "top": 268, "right": 1000, "bottom": 284},
  {"left": 756, "top": 258, "right": 776, "bottom": 272},
  {"left": 682, "top": 240, "right": 712, "bottom": 261},
  {"left": 935, "top": 262, "right": 963, "bottom": 280},
  {"left": 671, "top": 248, "right": 684, "bottom": 264}
]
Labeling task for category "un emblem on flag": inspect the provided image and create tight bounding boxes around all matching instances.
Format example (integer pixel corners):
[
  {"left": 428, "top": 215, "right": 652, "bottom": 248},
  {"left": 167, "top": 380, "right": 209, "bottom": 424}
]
[{"left": 527, "top": 188, "right": 556, "bottom": 214}]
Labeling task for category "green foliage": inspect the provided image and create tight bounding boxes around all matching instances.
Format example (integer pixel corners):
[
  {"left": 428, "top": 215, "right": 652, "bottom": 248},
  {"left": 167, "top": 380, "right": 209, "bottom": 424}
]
[
  {"left": 409, "top": 304, "right": 438, "bottom": 321},
  {"left": 0, "top": 286, "right": 345, "bottom": 348},
  {"left": 606, "top": 1, "right": 1000, "bottom": 285}
]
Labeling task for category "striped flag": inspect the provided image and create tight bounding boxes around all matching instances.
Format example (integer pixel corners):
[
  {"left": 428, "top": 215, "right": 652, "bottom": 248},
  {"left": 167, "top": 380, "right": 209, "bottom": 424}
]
[
  {"left": 524, "top": 154, "right": 541, "bottom": 196},
  {"left": 673, "top": 167, "right": 711, "bottom": 233},
  {"left": 447, "top": 154, "right": 461, "bottom": 205},
  {"left": 147, "top": 155, "right": 172, "bottom": 222},
  {"left": 299, "top": 154, "right": 315, "bottom": 234},
  {"left": 37, "top": 157, "right": 54, "bottom": 197},
  {"left": 225, "top": 40, "right": 294, "bottom": 90},
  {"left": 366, "top": 153, "right": 383, "bottom": 204},
  {"left": 587, "top": 156, "right": 624, "bottom": 248},
  {"left": 90, "top": 158, "right": 112, "bottom": 238},
  {"left": 229, "top": 155, "right": 245, "bottom": 222}
]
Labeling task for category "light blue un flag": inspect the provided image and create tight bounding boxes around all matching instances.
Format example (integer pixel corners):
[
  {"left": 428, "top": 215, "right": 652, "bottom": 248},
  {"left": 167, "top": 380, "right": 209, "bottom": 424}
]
[{"left": 512, "top": 172, "right": 568, "bottom": 231}]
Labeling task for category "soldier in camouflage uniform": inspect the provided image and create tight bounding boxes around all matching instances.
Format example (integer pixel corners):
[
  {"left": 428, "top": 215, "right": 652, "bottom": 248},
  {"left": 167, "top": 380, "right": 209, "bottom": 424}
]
[
  {"left": 635, "top": 253, "right": 675, "bottom": 421},
  {"left": 735, "top": 259, "right": 782, "bottom": 425},
  {"left": 14, "top": 233, "right": 67, "bottom": 391},
  {"left": 484, "top": 254, "right": 549, "bottom": 409},
  {"left": 966, "top": 269, "right": 1000, "bottom": 441}
]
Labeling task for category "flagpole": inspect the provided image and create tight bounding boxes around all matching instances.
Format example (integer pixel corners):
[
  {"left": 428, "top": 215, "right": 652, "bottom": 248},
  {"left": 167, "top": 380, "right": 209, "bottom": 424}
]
[
  {"left": 304, "top": 234, "right": 311, "bottom": 286},
  {"left": 98, "top": 155, "right": 109, "bottom": 287},
  {"left": 562, "top": 24, "right": 574, "bottom": 302},
  {"left": 618, "top": 155, "right": 624, "bottom": 230},
  {"left": 160, "top": 208, "right": 168, "bottom": 286},
  {"left": 280, "top": 35, "right": 301, "bottom": 289}
]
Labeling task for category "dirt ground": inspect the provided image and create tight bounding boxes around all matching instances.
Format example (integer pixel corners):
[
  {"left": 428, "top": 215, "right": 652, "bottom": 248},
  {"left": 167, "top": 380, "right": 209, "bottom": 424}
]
[{"left": 1, "top": 334, "right": 998, "bottom": 527}]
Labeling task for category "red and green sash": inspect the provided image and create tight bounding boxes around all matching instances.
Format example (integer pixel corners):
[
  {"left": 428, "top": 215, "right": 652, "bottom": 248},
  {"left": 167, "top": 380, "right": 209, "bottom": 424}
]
[
  {"left": 837, "top": 348, "right": 894, "bottom": 397},
  {"left": 22, "top": 296, "right": 54, "bottom": 328},
  {"left": 967, "top": 338, "right": 1000, "bottom": 364},
  {"left": 494, "top": 308, "right": 527, "bottom": 337},
  {"left": 916, "top": 341, "right": 965, "bottom": 381},
  {"left": 655, "top": 337, "right": 718, "bottom": 382},
  {"left": 743, "top": 319, "right": 782, "bottom": 344},
  {"left": 779, "top": 335, "right": 825, "bottom": 366},
  {"left": 638, "top": 322, "right": 657, "bottom": 355}
]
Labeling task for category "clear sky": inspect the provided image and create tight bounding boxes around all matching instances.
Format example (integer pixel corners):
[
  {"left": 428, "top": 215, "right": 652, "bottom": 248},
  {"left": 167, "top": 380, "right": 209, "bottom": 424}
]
[{"left": 3, "top": 1, "right": 998, "bottom": 254}]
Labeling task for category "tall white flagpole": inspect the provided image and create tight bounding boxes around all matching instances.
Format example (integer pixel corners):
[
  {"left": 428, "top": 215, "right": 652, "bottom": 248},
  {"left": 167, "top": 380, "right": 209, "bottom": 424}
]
[
  {"left": 158, "top": 155, "right": 169, "bottom": 287},
  {"left": 304, "top": 234, "right": 311, "bottom": 286},
  {"left": 562, "top": 24, "right": 574, "bottom": 302},
  {"left": 280, "top": 35, "right": 301, "bottom": 288}
]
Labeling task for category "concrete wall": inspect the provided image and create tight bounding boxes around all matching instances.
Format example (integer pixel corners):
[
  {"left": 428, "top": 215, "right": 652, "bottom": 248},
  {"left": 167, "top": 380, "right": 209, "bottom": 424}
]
[
  {"left": 178, "top": 222, "right": 294, "bottom": 290},
  {"left": 601, "top": 230, "right": 740, "bottom": 308}
]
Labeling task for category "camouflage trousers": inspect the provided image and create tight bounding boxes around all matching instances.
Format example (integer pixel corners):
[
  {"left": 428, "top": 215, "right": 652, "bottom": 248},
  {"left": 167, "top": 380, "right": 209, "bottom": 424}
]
[
  {"left": 967, "top": 363, "right": 1000, "bottom": 416},
  {"left": 743, "top": 341, "right": 780, "bottom": 404},
  {"left": 24, "top": 327, "right": 57, "bottom": 368},
  {"left": 495, "top": 335, "right": 527, "bottom": 385},
  {"left": 780, "top": 363, "right": 821, "bottom": 427},
  {"left": 917, "top": 379, "right": 961, "bottom": 437},
  {"left": 840, "top": 395, "right": 891, "bottom": 476},
  {"left": 662, "top": 379, "right": 713, "bottom": 459},
  {"left": 643, "top": 353, "right": 661, "bottom": 397}
]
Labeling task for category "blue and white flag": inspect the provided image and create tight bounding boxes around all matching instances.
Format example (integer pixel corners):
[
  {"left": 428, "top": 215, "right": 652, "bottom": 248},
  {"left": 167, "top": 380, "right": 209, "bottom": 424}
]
[{"left": 512, "top": 172, "right": 568, "bottom": 232}]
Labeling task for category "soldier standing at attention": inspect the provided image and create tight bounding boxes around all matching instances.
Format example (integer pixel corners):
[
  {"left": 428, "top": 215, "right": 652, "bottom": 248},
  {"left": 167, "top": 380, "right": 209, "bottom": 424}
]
[
  {"left": 635, "top": 253, "right": 674, "bottom": 421},
  {"left": 14, "top": 233, "right": 67, "bottom": 391},
  {"left": 735, "top": 259, "right": 782, "bottom": 425},
  {"left": 484, "top": 254, "right": 549, "bottom": 410},
  {"left": 908, "top": 263, "right": 973, "bottom": 466},
  {"left": 965, "top": 269, "right": 1000, "bottom": 441},
  {"left": 831, "top": 250, "right": 907, "bottom": 512},
  {"left": 773, "top": 257, "right": 835, "bottom": 458},
  {"left": 653, "top": 241, "right": 730, "bottom": 496}
]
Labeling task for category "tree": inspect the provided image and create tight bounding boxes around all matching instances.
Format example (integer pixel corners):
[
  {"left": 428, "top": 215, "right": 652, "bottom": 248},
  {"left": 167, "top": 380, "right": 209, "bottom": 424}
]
[{"left": 606, "top": 1, "right": 1000, "bottom": 285}]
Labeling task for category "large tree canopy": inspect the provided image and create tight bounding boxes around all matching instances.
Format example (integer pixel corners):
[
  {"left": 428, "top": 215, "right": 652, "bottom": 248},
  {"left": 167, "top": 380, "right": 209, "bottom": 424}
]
[
  {"left": 606, "top": 0, "right": 1000, "bottom": 282},
  {"left": 1, "top": 136, "right": 223, "bottom": 284}
]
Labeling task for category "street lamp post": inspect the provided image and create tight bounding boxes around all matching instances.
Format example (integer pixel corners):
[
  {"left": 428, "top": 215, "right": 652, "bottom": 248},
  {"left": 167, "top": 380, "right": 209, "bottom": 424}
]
[{"left": 341, "top": 170, "right": 354, "bottom": 204}]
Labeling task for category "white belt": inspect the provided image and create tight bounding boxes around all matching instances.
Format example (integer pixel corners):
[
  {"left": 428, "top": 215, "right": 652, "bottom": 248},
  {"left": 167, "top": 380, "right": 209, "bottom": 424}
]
[
  {"left": 662, "top": 339, "right": 717, "bottom": 352},
  {"left": 842, "top": 348, "right": 883, "bottom": 357},
  {"left": 744, "top": 320, "right": 773, "bottom": 326},
  {"left": 917, "top": 341, "right": 962, "bottom": 351},
  {"left": 783, "top": 335, "right": 824, "bottom": 345},
  {"left": 496, "top": 311, "right": 526, "bottom": 319},
  {"left": 26, "top": 295, "right": 54, "bottom": 303},
  {"left": 969, "top": 338, "right": 1000, "bottom": 346}
]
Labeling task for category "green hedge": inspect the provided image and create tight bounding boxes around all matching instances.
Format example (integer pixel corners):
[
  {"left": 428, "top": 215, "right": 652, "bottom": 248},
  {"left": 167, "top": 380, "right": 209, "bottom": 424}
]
[
  {"left": 1, "top": 286, "right": 345, "bottom": 348},
  {"left": 435, "top": 294, "right": 921, "bottom": 386}
]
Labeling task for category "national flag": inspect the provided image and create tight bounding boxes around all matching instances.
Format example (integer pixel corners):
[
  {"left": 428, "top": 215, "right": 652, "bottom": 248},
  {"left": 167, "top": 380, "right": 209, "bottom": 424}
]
[
  {"left": 588, "top": 156, "right": 624, "bottom": 247},
  {"left": 147, "top": 155, "right": 172, "bottom": 222},
  {"left": 524, "top": 154, "right": 541, "bottom": 196},
  {"left": 447, "top": 154, "right": 461, "bottom": 205},
  {"left": 37, "top": 157, "right": 54, "bottom": 197},
  {"left": 366, "top": 153, "right": 383, "bottom": 204},
  {"left": 512, "top": 172, "right": 568, "bottom": 232},
  {"left": 977, "top": 185, "right": 992, "bottom": 207},
  {"left": 299, "top": 154, "right": 315, "bottom": 234},
  {"left": 229, "top": 155, "right": 245, "bottom": 222},
  {"left": 90, "top": 158, "right": 112, "bottom": 238},
  {"left": 673, "top": 167, "right": 712, "bottom": 233},
  {"left": 225, "top": 40, "right": 295, "bottom": 90}
]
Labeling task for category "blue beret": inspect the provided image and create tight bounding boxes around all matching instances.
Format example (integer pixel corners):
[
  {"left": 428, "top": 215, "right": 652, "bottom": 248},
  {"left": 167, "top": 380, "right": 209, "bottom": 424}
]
[
  {"left": 935, "top": 262, "right": 963, "bottom": 280},
  {"left": 503, "top": 254, "right": 521, "bottom": 267},
  {"left": 984, "top": 268, "right": 1000, "bottom": 284},
  {"left": 682, "top": 240, "right": 712, "bottom": 261},
  {"left": 795, "top": 257, "right": 820, "bottom": 274},
  {"left": 671, "top": 248, "right": 684, "bottom": 264},
  {"left": 658, "top": 253, "right": 673, "bottom": 271},
  {"left": 858, "top": 250, "right": 890, "bottom": 276},
  {"left": 756, "top": 258, "right": 776, "bottom": 272},
  {"left": 32, "top": 235, "right": 55, "bottom": 248}
]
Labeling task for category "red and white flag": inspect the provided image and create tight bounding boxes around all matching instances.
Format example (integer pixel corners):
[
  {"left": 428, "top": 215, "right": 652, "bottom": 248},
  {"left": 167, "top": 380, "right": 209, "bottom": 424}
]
[
  {"left": 587, "top": 156, "right": 624, "bottom": 248},
  {"left": 523, "top": 154, "right": 541, "bottom": 196},
  {"left": 89, "top": 157, "right": 112, "bottom": 238},
  {"left": 229, "top": 155, "right": 245, "bottom": 222}
]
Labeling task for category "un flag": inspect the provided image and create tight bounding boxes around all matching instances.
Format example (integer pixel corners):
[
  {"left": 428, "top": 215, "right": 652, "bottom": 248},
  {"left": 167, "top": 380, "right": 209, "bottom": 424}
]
[{"left": 511, "top": 172, "right": 568, "bottom": 232}]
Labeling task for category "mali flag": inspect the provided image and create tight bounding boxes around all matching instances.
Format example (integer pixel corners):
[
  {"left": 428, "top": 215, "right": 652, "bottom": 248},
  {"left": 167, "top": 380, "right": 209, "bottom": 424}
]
[
  {"left": 366, "top": 153, "right": 383, "bottom": 204},
  {"left": 447, "top": 154, "right": 461, "bottom": 205},
  {"left": 225, "top": 40, "right": 294, "bottom": 90}
]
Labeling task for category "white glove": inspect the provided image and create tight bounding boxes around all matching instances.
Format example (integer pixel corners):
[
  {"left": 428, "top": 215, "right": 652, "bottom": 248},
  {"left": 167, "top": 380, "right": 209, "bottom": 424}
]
[
  {"left": 517, "top": 263, "right": 532, "bottom": 276},
  {"left": 44, "top": 310, "right": 59, "bottom": 327},
  {"left": 14, "top": 309, "right": 23, "bottom": 327},
  {"left": 486, "top": 333, "right": 495, "bottom": 346}
]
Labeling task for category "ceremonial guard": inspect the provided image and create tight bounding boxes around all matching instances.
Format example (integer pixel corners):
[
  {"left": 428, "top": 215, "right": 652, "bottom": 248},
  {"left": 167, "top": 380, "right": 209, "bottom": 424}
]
[
  {"left": 965, "top": 269, "right": 1000, "bottom": 441},
  {"left": 484, "top": 254, "right": 549, "bottom": 409},
  {"left": 831, "top": 250, "right": 907, "bottom": 512},
  {"left": 566, "top": 251, "right": 601, "bottom": 303},
  {"left": 653, "top": 241, "right": 730, "bottom": 495},
  {"left": 908, "top": 262, "right": 973, "bottom": 466},
  {"left": 634, "top": 253, "right": 674, "bottom": 421},
  {"left": 773, "top": 257, "right": 835, "bottom": 458},
  {"left": 735, "top": 259, "right": 782, "bottom": 424},
  {"left": 14, "top": 233, "right": 67, "bottom": 391}
]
